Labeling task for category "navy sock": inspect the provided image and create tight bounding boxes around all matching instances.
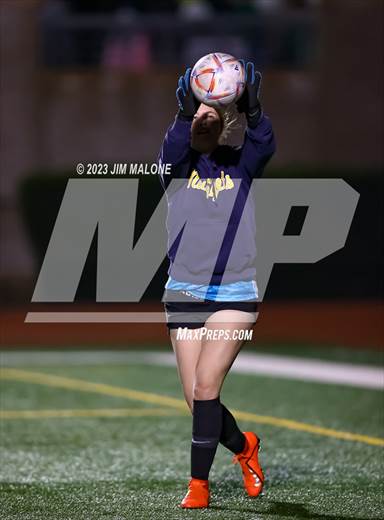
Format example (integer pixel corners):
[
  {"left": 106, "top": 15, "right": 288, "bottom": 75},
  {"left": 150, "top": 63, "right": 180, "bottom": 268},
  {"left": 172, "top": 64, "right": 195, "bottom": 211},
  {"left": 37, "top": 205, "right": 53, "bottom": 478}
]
[
  {"left": 220, "top": 404, "right": 246, "bottom": 454},
  {"left": 191, "top": 398, "right": 222, "bottom": 480}
]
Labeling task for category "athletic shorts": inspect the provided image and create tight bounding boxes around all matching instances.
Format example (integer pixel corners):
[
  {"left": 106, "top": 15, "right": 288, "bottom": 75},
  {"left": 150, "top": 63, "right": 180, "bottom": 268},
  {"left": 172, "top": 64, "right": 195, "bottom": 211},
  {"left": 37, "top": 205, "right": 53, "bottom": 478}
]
[{"left": 163, "top": 288, "right": 258, "bottom": 330}]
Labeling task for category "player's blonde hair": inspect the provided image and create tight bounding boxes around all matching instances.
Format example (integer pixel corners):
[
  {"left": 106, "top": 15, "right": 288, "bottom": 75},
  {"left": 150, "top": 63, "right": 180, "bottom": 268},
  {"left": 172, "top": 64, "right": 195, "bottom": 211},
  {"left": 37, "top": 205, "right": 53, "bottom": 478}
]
[{"left": 217, "top": 105, "right": 241, "bottom": 145}]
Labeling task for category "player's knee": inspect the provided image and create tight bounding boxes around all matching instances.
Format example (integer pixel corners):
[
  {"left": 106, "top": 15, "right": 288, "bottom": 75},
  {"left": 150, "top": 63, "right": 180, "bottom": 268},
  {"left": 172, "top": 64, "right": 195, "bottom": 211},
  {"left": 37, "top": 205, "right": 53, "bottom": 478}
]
[{"left": 193, "top": 379, "right": 219, "bottom": 401}]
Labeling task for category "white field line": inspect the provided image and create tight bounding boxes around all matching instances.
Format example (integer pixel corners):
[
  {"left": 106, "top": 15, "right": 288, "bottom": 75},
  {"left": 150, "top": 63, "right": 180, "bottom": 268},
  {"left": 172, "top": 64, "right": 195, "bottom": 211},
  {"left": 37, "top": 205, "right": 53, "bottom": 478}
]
[{"left": 1, "top": 350, "right": 383, "bottom": 390}]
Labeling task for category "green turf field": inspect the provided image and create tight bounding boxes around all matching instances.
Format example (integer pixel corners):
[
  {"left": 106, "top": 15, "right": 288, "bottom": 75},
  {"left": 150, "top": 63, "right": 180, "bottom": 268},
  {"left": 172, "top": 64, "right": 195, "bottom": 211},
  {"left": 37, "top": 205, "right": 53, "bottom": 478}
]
[{"left": 1, "top": 347, "right": 383, "bottom": 520}]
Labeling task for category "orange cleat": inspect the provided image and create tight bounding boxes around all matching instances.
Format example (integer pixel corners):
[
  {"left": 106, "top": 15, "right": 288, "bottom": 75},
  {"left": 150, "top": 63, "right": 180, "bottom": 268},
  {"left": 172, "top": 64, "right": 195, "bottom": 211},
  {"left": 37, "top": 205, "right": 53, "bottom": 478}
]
[
  {"left": 233, "top": 431, "right": 264, "bottom": 497},
  {"left": 180, "top": 478, "right": 210, "bottom": 509}
]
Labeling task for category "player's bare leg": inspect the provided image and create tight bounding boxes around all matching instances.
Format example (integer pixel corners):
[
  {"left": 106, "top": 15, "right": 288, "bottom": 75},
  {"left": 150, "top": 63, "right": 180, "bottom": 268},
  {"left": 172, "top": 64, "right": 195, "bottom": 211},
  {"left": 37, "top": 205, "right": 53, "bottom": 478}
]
[
  {"left": 170, "top": 329, "right": 203, "bottom": 412},
  {"left": 193, "top": 310, "right": 256, "bottom": 400},
  {"left": 170, "top": 310, "right": 256, "bottom": 409}
]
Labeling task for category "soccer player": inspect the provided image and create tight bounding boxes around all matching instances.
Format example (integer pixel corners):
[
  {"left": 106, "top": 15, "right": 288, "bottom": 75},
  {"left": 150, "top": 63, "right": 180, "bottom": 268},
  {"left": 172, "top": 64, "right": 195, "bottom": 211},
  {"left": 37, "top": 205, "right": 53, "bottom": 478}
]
[{"left": 158, "top": 62, "right": 275, "bottom": 508}]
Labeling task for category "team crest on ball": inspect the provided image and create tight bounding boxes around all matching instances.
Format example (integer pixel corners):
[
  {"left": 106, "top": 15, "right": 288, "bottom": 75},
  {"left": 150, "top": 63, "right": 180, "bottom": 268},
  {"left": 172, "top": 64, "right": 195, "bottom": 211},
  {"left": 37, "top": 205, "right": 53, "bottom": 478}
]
[{"left": 191, "top": 52, "right": 245, "bottom": 108}]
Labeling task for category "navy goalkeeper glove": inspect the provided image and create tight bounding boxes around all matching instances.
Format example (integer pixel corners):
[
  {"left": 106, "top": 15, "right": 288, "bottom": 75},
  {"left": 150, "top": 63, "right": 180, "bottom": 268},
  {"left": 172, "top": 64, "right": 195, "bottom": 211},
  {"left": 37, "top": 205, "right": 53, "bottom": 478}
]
[
  {"left": 176, "top": 68, "right": 199, "bottom": 121},
  {"left": 236, "top": 61, "right": 262, "bottom": 128}
]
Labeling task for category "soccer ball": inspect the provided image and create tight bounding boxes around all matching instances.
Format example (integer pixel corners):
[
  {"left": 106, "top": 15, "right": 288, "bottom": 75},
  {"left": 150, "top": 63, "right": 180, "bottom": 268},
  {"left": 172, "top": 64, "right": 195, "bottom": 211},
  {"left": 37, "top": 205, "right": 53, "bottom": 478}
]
[{"left": 190, "top": 52, "right": 245, "bottom": 108}]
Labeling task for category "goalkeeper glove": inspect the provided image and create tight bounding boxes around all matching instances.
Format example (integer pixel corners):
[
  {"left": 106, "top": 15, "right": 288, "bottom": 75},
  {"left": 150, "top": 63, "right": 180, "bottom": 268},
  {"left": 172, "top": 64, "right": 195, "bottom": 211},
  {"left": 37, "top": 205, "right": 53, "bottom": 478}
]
[
  {"left": 236, "top": 61, "right": 262, "bottom": 128},
  {"left": 176, "top": 68, "right": 199, "bottom": 121}
]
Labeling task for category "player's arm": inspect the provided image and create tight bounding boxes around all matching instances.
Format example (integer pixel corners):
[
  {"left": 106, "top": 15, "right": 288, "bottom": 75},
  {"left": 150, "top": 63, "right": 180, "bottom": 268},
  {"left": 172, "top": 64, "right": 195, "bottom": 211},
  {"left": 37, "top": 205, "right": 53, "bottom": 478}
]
[
  {"left": 236, "top": 62, "right": 276, "bottom": 177},
  {"left": 158, "top": 68, "right": 199, "bottom": 189}
]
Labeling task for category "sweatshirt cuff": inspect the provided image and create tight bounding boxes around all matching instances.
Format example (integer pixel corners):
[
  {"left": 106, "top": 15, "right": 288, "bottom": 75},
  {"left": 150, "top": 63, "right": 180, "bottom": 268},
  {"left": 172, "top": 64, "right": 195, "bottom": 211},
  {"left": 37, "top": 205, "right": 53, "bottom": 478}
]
[
  {"left": 176, "top": 110, "right": 194, "bottom": 122},
  {"left": 246, "top": 114, "right": 272, "bottom": 136}
]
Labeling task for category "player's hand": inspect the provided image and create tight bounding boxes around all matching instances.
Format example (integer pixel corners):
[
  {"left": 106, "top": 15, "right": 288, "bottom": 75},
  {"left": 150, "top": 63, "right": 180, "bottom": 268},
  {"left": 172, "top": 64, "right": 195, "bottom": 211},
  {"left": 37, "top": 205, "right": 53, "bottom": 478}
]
[
  {"left": 176, "top": 68, "right": 199, "bottom": 121},
  {"left": 236, "top": 61, "right": 262, "bottom": 128}
]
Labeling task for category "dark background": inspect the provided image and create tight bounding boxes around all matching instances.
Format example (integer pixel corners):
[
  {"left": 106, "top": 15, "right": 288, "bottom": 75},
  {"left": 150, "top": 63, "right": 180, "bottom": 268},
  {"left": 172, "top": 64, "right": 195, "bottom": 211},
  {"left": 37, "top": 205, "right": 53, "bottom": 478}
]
[{"left": 1, "top": 1, "right": 383, "bottom": 318}]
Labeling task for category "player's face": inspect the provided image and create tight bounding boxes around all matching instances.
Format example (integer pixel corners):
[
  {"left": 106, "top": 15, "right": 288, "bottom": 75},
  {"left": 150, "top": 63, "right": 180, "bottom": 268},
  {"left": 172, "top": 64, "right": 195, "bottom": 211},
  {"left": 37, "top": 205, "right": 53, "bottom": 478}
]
[{"left": 191, "top": 104, "right": 222, "bottom": 153}]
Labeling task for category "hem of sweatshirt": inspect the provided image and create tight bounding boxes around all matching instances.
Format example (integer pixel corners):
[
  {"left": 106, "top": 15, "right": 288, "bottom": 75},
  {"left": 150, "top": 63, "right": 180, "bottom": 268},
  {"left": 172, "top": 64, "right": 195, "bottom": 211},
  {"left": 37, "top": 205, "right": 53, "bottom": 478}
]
[{"left": 168, "top": 266, "right": 256, "bottom": 286}]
